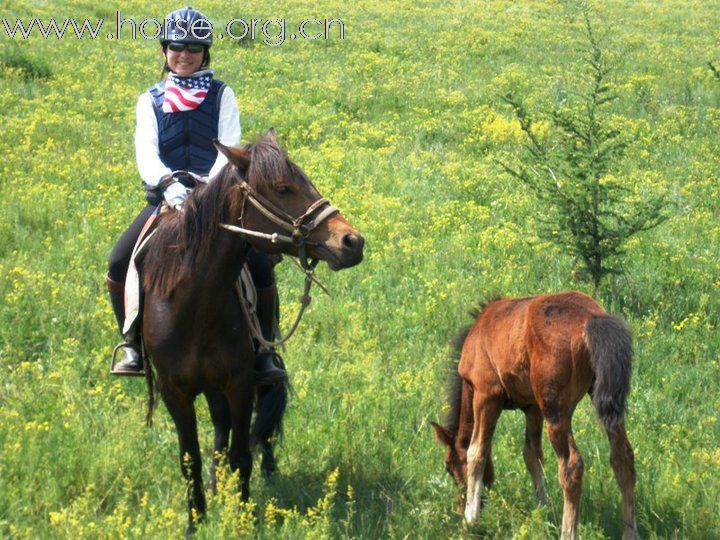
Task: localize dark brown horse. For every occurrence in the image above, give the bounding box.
[139,130,364,535]
[432,292,636,539]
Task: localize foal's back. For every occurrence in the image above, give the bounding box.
[458,291,606,407]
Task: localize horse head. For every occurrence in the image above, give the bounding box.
[431,421,468,513]
[214,129,364,271]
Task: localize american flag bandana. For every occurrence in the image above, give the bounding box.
[162,69,214,113]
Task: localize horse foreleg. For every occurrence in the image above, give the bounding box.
[162,388,206,536]
[606,423,637,540]
[483,452,494,490]
[523,406,547,503]
[224,381,255,501]
[464,396,502,524]
[254,381,288,479]
[205,389,232,493]
[546,419,583,540]
[256,383,276,477]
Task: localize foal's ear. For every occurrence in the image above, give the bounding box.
[213,139,250,172]
[430,421,455,448]
[264,127,278,145]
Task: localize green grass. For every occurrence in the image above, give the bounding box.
[1,0,719,538]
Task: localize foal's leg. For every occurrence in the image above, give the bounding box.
[546,418,583,540]
[464,396,502,524]
[161,387,206,535]
[523,406,547,502]
[224,380,255,500]
[205,389,231,493]
[606,423,637,540]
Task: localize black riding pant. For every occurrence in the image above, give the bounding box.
[108,204,157,283]
[107,204,275,288]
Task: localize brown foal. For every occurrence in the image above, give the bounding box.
[432,292,637,539]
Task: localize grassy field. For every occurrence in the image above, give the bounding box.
[1,0,719,538]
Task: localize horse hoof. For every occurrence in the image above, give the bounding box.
[464,505,479,524]
[262,465,278,480]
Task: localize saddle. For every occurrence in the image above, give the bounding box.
[121,204,263,340]
[122,208,158,335]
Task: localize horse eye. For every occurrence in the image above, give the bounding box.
[275,184,291,195]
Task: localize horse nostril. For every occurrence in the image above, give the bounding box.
[342,233,364,251]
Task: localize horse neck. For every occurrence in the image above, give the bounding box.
[182,229,251,305]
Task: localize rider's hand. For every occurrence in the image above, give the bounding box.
[163,180,188,210]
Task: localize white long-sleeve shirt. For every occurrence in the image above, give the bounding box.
[134,84,241,188]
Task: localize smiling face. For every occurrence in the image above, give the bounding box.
[163,44,205,76]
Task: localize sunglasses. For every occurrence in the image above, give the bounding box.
[167,42,205,54]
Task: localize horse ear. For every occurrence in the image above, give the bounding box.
[430,421,455,448]
[265,127,278,145]
[213,139,250,172]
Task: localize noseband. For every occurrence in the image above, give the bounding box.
[219,170,339,271]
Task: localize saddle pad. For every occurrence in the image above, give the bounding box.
[122,208,159,335]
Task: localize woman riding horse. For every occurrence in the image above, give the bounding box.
[106,6,285,383]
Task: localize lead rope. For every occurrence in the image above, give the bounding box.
[236,266,315,350]
[222,173,336,350]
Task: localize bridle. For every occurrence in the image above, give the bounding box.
[219,166,340,349]
[219,168,339,271]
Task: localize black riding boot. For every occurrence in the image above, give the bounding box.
[254,283,288,384]
[106,274,144,377]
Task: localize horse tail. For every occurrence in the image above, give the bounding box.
[144,351,156,427]
[584,314,632,431]
[251,380,288,447]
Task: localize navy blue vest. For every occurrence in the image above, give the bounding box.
[149,78,226,176]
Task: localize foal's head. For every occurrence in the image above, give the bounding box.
[431,422,468,510]
[215,129,364,270]
[431,335,473,512]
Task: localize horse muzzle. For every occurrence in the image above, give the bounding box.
[334,231,365,269]
[317,231,364,270]
[311,216,365,271]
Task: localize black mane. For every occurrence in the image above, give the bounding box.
[142,139,289,297]
[444,294,505,433]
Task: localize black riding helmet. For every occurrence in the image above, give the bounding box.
[161,6,213,47]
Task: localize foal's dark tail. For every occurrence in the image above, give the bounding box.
[584,315,633,431]
[251,380,288,447]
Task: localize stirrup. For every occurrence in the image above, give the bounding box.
[110,341,144,377]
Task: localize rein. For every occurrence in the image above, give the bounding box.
[220,168,339,350]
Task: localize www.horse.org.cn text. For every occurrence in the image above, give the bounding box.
[1,13,346,46]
